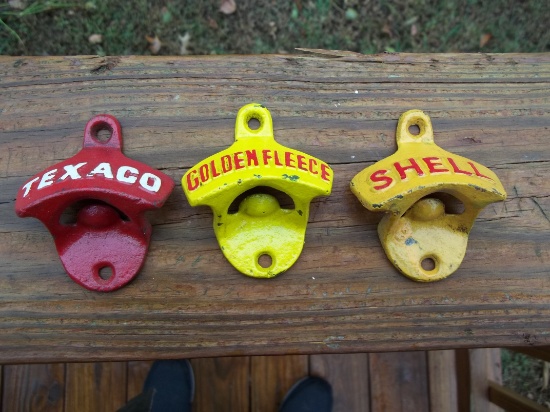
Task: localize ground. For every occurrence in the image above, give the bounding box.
[1,0,549,55]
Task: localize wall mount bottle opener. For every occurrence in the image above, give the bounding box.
[15,114,174,292]
[351,109,506,282]
[182,103,333,278]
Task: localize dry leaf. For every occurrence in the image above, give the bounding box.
[8,0,25,9]
[411,24,418,36]
[88,34,103,44]
[220,0,236,15]
[543,362,549,390]
[382,23,392,37]
[145,35,162,54]
[208,17,218,29]
[479,33,492,48]
[178,33,191,55]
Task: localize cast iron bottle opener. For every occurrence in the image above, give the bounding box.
[351,109,506,282]
[182,103,333,278]
[15,114,175,292]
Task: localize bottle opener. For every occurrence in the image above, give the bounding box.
[15,114,175,292]
[351,109,506,282]
[182,103,333,278]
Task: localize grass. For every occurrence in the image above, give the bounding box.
[1,0,549,55]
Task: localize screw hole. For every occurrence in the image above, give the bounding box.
[258,254,272,269]
[408,124,420,135]
[421,257,436,272]
[99,266,113,280]
[248,117,261,130]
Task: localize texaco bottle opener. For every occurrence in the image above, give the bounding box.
[351,109,506,282]
[182,103,333,278]
[15,115,174,292]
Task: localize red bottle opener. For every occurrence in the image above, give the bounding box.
[15,115,174,292]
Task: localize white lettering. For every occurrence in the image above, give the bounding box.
[139,173,161,192]
[116,166,138,184]
[37,169,57,190]
[59,162,87,181]
[22,176,40,197]
[87,162,113,179]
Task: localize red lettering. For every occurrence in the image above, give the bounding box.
[199,164,209,182]
[221,155,232,173]
[210,160,220,178]
[274,150,283,166]
[394,158,424,180]
[370,169,393,190]
[246,150,259,166]
[297,155,307,171]
[262,149,272,165]
[234,152,245,170]
[285,151,296,168]
[309,158,318,174]
[468,162,493,180]
[186,170,199,191]
[321,164,331,182]
[422,157,448,174]
[448,157,472,175]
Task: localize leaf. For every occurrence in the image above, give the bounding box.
[178,32,191,55]
[479,33,492,48]
[382,23,392,37]
[345,8,358,21]
[88,34,102,44]
[207,17,218,29]
[219,0,236,15]
[145,35,162,54]
[411,24,418,36]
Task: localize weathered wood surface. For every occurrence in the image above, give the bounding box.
[0,52,549,363]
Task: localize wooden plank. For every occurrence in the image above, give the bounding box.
[428,350,458,412]
[369,351,430,412]
[1,53,550,362]
[65,362,127,412]
[488,380,548,412]
[190,356,250,412]
[2,364,65,412]
[250,355,309,412]
[456,348,503,412]
[127,361,154,401]
[510,346,550,363]
[310,353,370,412]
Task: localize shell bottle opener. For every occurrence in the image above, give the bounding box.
[351,109,506,282]
[182,103,333,278]
[15,115,175,292]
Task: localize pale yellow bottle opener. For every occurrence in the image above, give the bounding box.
[351,110,506,282]
[182,103,333,278]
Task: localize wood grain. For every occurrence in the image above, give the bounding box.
[2,364,65,412]
[310,353,370,412]
[428,350,458,412]
[250,355,308,412]
[65,362,127,412]
[191,357,250,412]
[369,351,430,412]
[488,381,548,412]
[0,53,549,362]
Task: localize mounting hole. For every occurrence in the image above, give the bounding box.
[228,186,294,214]
[248,117,261,130]
[408,124,420,135]
[99,266,113,280]
[421,257,437,272]
[258,253,273,269]
[91,122,113,143]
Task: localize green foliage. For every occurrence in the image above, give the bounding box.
[0,0,549,55]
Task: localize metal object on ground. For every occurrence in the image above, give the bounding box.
[15,115,174,291]
[351,109,506,282]
[182,103,333,278]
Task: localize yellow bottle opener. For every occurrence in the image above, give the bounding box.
[351,109,506,282]
[182,103,333,278]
